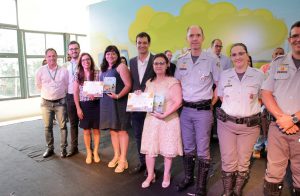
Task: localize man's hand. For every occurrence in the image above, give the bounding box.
[285,124,299,134]
[276,114,295,132]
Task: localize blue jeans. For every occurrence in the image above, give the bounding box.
[253,135,268,151]
[41,98,68,151]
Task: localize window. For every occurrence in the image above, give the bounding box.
[0,58,20,99]
[0,27,20,99]
[0,0,17,25]
[25,32,65,96]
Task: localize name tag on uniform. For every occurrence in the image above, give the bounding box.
[276,64,288,73]
[179,62,188,70]
[224,80,232,88]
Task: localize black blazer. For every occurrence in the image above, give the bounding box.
[129,54,154,92]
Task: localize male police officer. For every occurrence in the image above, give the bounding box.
[262,21,300,195]
[175,25,219,196]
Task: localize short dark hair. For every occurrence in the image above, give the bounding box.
[101,45,121,72]
[211,39,221,47]
[136,32,151,43]
[45,48,57,55]
[149,53,172,82]
[230,43,249,54]
[68,40,80,48]
[120,56,128,66]
[164,50,171,54]
[289,21,300,37]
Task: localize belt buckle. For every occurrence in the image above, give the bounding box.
[236,118,244,124]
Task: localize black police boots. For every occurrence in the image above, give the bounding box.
[194,158,210,196]
[263,180,283,196]
[176,155,195,191]
[221,171,236,196]
[233,171,249,196]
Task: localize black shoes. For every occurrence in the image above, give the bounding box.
[66,148,79,157]
[129,163,146,174]
[61,149,67,158]
[43,149,54,158]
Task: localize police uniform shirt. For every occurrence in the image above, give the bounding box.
[209,52,232,71]
[261,52,300,115]
[218,66,265,117]
[175,51,220,102]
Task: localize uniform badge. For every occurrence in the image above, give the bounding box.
[179,62,188,70]
[277,64,288,73]
[224,80,232,88]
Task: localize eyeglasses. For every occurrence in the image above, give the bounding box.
[153,62,166,66]
[231,52,246,57]
[82,58,91,62]
[290,34,300,39]
[69,48,79,51]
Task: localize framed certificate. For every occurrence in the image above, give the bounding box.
[83,81,104,97]
[126,92,154,112]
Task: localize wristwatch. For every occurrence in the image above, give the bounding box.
[291,114,299,124]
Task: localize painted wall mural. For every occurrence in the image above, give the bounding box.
[89,0,299,65]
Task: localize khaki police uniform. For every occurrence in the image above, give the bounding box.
[262,52,300,189]
[217,66,264,172]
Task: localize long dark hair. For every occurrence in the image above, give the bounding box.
[77,53,96,85]
[101,45,121,72]
[149,53,172,82]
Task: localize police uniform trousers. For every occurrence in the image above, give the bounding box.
[217,119,260,172]
[180,107,213,158]
[265,122,300,188]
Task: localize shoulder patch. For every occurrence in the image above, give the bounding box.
[178,50,190,59]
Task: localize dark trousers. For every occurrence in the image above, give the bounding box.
[131,112,146,165]
[66,93,79,150]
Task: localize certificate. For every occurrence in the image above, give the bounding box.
[83,81,104,97]
[126,92,154,112]
[103,77,116,93]
[153,94,165,113]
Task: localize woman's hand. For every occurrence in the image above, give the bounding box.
[134,90,142,95]
[87,94,95,100]
[107,92,119,99]
[150,111,166,119]
[77,108,84,120]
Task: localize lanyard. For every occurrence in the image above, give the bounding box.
[71,62,76,76]
[47,65,58,81]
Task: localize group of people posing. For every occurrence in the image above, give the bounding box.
[35,21,300,196]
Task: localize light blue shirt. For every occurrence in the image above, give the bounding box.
[175,51,220,102]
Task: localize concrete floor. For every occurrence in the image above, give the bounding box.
[0,119,293,196]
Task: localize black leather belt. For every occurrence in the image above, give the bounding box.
[43,98,63,103]
[183,99,211,110]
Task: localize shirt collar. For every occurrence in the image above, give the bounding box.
[138,52,150,64]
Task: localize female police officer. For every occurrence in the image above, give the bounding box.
[217,43,264,196]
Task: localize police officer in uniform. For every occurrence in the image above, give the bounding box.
[175,25,220,196]
[217,43,265,196]
[262,21,300,196]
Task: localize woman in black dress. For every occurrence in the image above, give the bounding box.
[99,45,132,173]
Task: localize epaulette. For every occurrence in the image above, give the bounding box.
[178,50,190,59]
